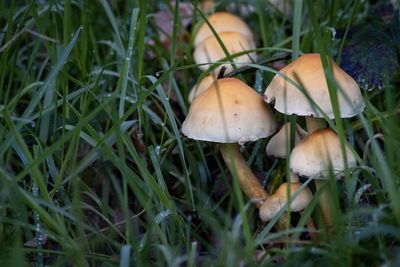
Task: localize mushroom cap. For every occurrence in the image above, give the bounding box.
[193,32,257,74]
[290,128,357,178]
[188,74,216,103]
[266,122,307,159]
[264,53,365,119]
[182,78,276,143]
[194,12,254,47]
[259,182,312,222]
[200,0,215,13]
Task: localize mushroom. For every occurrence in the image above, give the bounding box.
[290,128,357,226]
[193,32,257,75]
[194,12,254,47]
[266,122,307,159]
[264,53,365,133]
[182,77,277,207]
[188,74,216,103]
[259,182,315,233]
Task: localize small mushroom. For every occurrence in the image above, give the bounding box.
[193,12,254,47]
[266,122,307,159]
[193,32,257,75]
[259,182,315,233]
[290,128,357,226]
[182,78,277,207]
[188,74,216,103]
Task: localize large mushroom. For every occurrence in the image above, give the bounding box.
[264,53,365,133]
[182,77,277,207]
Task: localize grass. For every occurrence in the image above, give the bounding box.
[1,0,399,266]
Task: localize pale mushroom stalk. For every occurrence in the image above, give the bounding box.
[220,143,268,208]
[299,211,317,236]
[275,211,317,235]
[286,174,317,235]
[275,213,291,231]
[314,179,334,228]
[305,117,326,133]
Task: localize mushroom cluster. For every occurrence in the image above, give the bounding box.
[264,53,365,227]
[193,12,257,75]
[184,9,365,236]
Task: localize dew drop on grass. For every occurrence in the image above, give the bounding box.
[155,145,161,155]
[155,210,172,224]
[327,27,336,40]
[32,182,44,266]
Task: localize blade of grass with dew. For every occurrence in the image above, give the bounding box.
[99,0,125,57]
[135,1,147,135]
[148,75,195,209]
[118,8,139,118]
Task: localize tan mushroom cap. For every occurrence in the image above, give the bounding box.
[182,78,276,143]
[200,0,215,13]
[259,182,312,222]
[266,122,307,159]
[188,74,216,103]
[194,12,254,47]
[193,32,257,75]
[264,53,365,119]
[290,128,357,178]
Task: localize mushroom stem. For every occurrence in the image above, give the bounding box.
[299,211,317,238]
[315,180,334,228]
[305,117,326,133]
[220,143,268,208]
[304,117,333,228]
[275,213,292,231]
